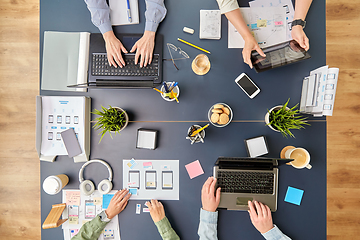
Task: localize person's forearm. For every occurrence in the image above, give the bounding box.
[198,209,218,240]
[72,216,108,240]
[225,9,253,42]
[84,0,112,34]
[154,217,180,240]
[144,0,167,32]
[293,0,313,20]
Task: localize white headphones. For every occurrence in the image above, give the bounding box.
[79,159,113,195]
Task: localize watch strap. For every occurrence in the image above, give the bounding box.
[99,210,111,222]
[291,19,306,29]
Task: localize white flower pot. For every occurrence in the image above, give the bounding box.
[109,107,129,132]
[265,105,290,132]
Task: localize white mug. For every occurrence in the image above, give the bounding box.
[285,147,312,169]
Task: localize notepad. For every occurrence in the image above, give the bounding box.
[41,31,89,92]
[109,0,139,26]
[199,10,221,40]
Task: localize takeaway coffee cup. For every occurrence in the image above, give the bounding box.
[192,54,211,75]
[285,147,312,169]
[43,174,69,195]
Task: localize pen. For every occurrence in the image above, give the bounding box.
[177,38,211,54]
[126,0,132,23]
[153,88,165,94]
[191,124,209,137]
[163,81,169,93]
[168,82,178,92]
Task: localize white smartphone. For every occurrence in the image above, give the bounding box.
[234,73,260,98]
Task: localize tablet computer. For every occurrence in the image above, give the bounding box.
[251,40,311,73]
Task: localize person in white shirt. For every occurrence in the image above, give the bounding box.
[198,177,291,240]
[215,0,313,69]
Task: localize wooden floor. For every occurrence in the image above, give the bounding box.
[0,0,359,239]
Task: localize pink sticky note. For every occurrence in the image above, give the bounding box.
[143,162,152,167]
[275,21,283,26]
[185,160,204,179]
[66,191,81,206]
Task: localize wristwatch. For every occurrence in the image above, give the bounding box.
[98,210,111,222]
[291,19,306,29]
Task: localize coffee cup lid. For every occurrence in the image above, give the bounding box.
[43,176,61,195]
[192,59,211,75]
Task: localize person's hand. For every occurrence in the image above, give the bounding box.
[242,36,266,69]
[291,25,309,51]
[248,200,274,234]
[146,199,165,223]
[201,177,221,212]
[130,30,155,68]
[103,31,128,68]
[105,189,131,219]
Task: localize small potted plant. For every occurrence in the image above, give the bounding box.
[265,99,309,138]
[92,105,129,143]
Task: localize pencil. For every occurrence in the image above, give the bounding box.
[153,88,165,94]
[177,38,211,54]
[170,90,179,103]
[191,124,209,137]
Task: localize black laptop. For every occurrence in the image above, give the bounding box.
[88,33,163,88]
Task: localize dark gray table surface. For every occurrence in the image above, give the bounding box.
[40,0,326,239]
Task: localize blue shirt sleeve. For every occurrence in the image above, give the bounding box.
[198,208,218,240]
[262,225,292,240]
[145,0,167,32]
[84,0,113,34]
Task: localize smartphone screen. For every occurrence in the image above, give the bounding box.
[128,171,140,189]
[236,75,259,96]
[162,171,173,189]
[146,170,156,189]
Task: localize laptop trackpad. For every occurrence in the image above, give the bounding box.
[236,197,253,206]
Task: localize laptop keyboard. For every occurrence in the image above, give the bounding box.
[217,171,274,194]
[92,53,159,77]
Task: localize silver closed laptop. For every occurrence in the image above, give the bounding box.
[213,157,285,212]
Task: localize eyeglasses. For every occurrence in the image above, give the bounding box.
[166,43,190,70]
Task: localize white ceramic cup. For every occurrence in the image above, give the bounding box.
[285,148,312,169]
[43,174,69,195]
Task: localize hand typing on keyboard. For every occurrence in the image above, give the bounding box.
[103,31,128,68]
[248,200,274,234]
[130,31,156,68]
[201,177,221,212]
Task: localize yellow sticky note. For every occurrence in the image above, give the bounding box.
[257,19,267,28]
[69,216,79,225]
[94,197,102,205]
[251,31,255,38]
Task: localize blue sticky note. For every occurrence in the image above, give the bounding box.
[251,23,258,29]
[102,194,114,209]
[129,188,137,195]
[284,186,304,205]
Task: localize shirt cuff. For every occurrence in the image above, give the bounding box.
[145,21,159,32]
[218,0,240,14]
[154,216,172,235]
[262,225,284,239]
[200,208,218,224]
[98,21,113,35]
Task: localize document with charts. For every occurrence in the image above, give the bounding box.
[228,7,286,48]
[249,0,295,40]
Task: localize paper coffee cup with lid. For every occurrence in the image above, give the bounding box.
[43,174,69,195]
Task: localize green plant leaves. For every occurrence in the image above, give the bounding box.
[267,99,310,138]
[92,105,127,143]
